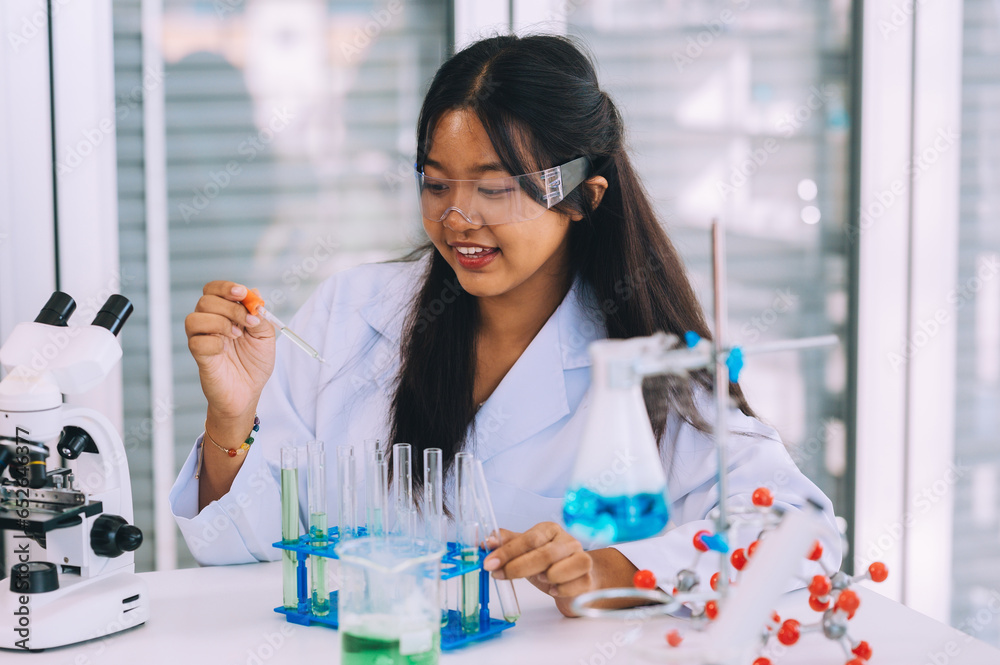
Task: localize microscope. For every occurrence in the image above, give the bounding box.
[0,292,149,650]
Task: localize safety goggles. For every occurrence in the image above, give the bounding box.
[415,156,590,226]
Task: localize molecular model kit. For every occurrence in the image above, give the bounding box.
[626,486,888,665]
[565,222,887,665]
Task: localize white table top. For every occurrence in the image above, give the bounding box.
[5,561,999,664]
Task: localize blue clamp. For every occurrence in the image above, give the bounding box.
[699,532,729,554]
[684,331,701,349]
[726,347,744,383]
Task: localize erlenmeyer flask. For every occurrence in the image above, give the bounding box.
[563,337,670,545]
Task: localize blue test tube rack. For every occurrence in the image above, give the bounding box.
[272,528,516,650]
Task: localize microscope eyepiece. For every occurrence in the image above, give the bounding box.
[34,291,76,327]
[91,295,133,336]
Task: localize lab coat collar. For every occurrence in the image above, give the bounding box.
[358,257,605,372]
[472,275,603,458]
[357,257,427,345]
[358,260,606,457]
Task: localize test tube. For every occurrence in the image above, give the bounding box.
[307,440,330,616]
[280,446,300,611]
[424,448,445,546]
[455,451,480,634]
[364,438,388,537]
[338,445,356,541]
[393,443,414,538]
[424,448,448,628]
[473,460,521,622]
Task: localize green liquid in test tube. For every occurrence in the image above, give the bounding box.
[308,440,330,616]
[456,452,480,635]
[280,446,300,611]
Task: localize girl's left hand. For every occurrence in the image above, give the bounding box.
[482,522,595,616]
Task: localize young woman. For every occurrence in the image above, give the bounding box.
[170,35,840,616]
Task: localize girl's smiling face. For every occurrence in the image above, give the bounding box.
[421,109,577,301]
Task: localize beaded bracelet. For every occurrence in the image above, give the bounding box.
[205,415,260,458]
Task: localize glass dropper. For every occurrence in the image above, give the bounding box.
[240,288,326,363]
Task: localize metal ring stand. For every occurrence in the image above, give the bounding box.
[569,587,684,618]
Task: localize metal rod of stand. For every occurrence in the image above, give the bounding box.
[711,220,731,598]
[739,334,840,357]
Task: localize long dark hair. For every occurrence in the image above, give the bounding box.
[388,35,754,495]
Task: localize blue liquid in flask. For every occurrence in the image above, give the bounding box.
[563,487,669,544]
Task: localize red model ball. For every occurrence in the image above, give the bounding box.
[836,589,861,614]
[809,594,831,612]
[868,562,888,583]
[852,640,873,660]
[777,619,800,646]
[752,487,774,507]
[633,569,657,590]
[809,574,832,597]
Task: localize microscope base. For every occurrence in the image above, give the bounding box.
[0,569,149,650]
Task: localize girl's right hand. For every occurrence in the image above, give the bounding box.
[184,282,276,420]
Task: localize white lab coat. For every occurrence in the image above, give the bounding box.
[170,256,842,583]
